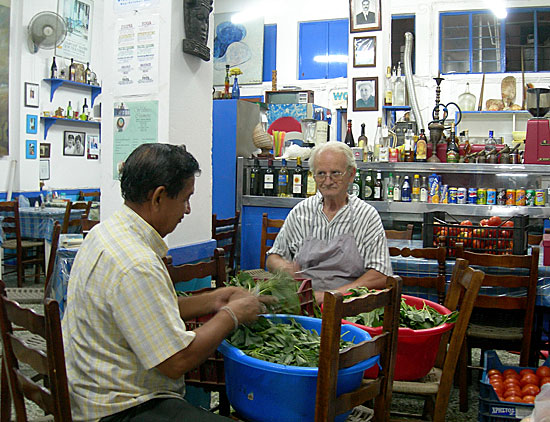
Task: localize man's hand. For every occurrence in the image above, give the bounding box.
[314,290,325,305]
[210,286,254,312]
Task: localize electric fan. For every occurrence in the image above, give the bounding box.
[27,11,67,54]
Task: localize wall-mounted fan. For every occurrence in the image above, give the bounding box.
[27,11,67,54]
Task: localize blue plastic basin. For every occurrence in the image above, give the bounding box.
[218,314,378,422]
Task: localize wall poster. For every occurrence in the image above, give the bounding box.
[113,100,158,179]
[0,2,9,156]
[57,0,93,64]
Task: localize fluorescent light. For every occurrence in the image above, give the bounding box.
[485,0,507,19]
[496,173,528,177]
[314,55,348,64]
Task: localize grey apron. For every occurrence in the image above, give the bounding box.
[294,202,365,291]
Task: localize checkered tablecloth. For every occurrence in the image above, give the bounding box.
[17,207,83,241]
[51,246,78,317]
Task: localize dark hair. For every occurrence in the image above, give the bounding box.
[120,143,200,203]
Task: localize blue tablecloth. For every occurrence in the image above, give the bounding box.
[51,245,79,317]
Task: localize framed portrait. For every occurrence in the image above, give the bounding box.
[26,139,37,159]
[24,82,39,108]
[87,134,100,159]
[63,131,86,156]
[40,143,51,158]
[352,77,379,112]
[353,36,376,67]
[26,114,38,134]
[39,159,50,180]
[349,0,382,33]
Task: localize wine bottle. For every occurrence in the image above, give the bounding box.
[250,158,262,195]
[66,101,73,119]
[277,159,290,197]
[69,58,76,81]
[348,169,362,198]
[85,62,91,84]
[306,169,317,197]
[384,66,393,106]
[357,123,368,148]
[50,56,58,79]
[373,172,382,201]
[293,157,305,198]
[446,122,459,163]
[263,159,275,196]
[344,120,355,147]
[224,65,230,99]
[82,98,89,120]
[363,171,374,200]
[415,129,428,162]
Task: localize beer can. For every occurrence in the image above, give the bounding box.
[448,187,458,204]
[506,189,516,206]
[487,188,497,205]
[535,189,546,206]
[515,188,526,206]
[497,188,507,205]
[477,188,487,205]
[468,188,477,204]
[441,185,449,204]
[457,187,467,204]
[526,189,535,206]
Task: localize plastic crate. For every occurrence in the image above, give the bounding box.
[422,211,529,257]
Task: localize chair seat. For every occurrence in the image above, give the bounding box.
[5,287,45,304]
[467,322,523,341]
[242,269,272,279]
[2,238,44,249]
[392,367,442,395]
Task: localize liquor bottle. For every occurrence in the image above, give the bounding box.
[446,122,459,163]
[66,101,73,119]
[50,56,58,79]
[85,62,92,84]
[393,63,406,106]
[373,117,383,162]
[415,129,428,162]
[485,130,497,154]
[250,158,262,195]
[263,159,276,196]
[363,171,374,200]
[348,169,362,198]
[393,175,402,202]
[420,176,429,202]
[344,120,355,147]
[404,123,414,162]
[224,64,230,99]
[387,172,394,202]
[69,58,76,81]
[401,176,412,202]
[82,98,89,119]
[373,172,382,201]
[379,121,389,162]
[306,167,317,197]
[292,157,305,198]
[384,66,393,106]
[412,174,420,202]
[357,123,368,149]
[277,159,290,197]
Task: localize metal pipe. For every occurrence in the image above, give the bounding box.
[404,32,424,132]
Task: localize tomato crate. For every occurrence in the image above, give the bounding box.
[422,211,529,257]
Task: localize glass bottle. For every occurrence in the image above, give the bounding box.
[293,157,305,198]
[446,122,459,163]
[232,75,240,99]
[404,123,414,162]
[363,171,374,200]
[85,62,92,84]
[82,98,88,120]
[50,56,58,79]
[393,62,406,106]
[344,119,355,147]
[412,174,420,202]
[306,168,317,197]
[384,66,393,106]
[401,176,412,202]
[420,176,429,202]
[277,159,290,197]
[393,175,402,202]
[357,123,368,148]
[373,117,383,162]
[69,58,76,81]
[66,101,73,119]
[373,172,382,201]
[224,64,230,99]
[457,82,476,111]
[379,121,389,162]
[415,129,428,162]
[348,169,362,198]
[485,130,497,154]
[263,159,275,196]
[387,172,394,202]
[250,158,262,195]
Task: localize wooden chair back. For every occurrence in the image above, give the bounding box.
[80,212,100,237]
[165,248,227,289]
[61,200,92,234]
[388,245,447,304]
[528,234,542,245]
[0,280,73,422]
[44,221,62,300]
[385,224,414,240]
[212,211,240,275]
[315,276,402,422]
[260,213,284,269]
[79,190,100,201]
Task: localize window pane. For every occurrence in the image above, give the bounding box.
[472,13,501,72]
[505,11,534,71]
[537,11,550,71]
[441,14,470,73]
[391,16,415,74]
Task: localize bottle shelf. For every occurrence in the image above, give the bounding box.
[40,116,100,140]
[43,78,102,107]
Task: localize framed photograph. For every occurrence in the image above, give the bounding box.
[353,36,376,67]
[26,114,38,134]
[25,139,37,159]
[352,77,379,111]
[39,159,50,180]
[63,131,86,156]
[40,143,51,158]
[87,134,100,159]
[24,82,39,108]
[350,0,382,33]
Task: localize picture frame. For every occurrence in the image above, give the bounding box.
[87,134,100,160]
[352,77,379,111]
[24,82,39,108]
[25,139,37,159]
[26,114,38,134]
[63,130,86,156]
[349,0,382,33]
[353,36,376,67]
[39,159,50,180]
[40,142,51,158]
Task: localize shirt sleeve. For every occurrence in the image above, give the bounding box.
[355,203,393,276]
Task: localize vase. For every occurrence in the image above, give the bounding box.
[232,76,240,99]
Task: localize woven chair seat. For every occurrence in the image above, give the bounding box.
[467,322,523,341]
[2,238,44,249]
[392,367,442,395]
[242,269,272,279]
[5,287,44,304]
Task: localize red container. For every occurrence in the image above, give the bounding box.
[344,295,454,381]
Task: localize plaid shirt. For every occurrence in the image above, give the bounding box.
[62,205,196,422]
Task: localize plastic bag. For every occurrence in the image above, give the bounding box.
[531,383,550,421]
[18,195,30,207]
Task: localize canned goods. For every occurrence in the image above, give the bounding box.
[536,189,546,206]
[515,188,526,206]
[441,185,449,204]
[506,189,516,206]
[457,187,467,204]
[487,188,497,205]
[477,188,487,205]
[526,189,535,206]
[497,188,507,205]
[468,188,477,204]
[448,187,458,204]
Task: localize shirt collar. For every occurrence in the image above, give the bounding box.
[120,204,169,259]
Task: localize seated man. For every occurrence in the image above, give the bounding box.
[62,143,270,422]
[266,142,392,304]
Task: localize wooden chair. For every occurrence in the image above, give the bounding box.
[0,200,45,287]
[389,245,447,304]
[212,211,240,276]
[44,221,62,300]
[315,276,402,422]
[80,212,100,238]
[456,243,539,411]
[79,190,100,202]
[243,213,284,279]
[163,247,230,416]
[0,280,73,422]
[390,258,484,422]
[528,233,542,245]
[61,200,92,234]
[385,224,414,240]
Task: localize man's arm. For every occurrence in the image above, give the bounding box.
[266,253,301,277]
[314,268,386,304]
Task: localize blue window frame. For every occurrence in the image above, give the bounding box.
[392,15,416,74]
[440,8,550,74]
[298,19,348,80]
[263,24,277,82]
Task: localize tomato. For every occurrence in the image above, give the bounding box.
[503,369,519,378]
[523,395,536,404]
[521,384,540,396]
[480,219,490,226]
[536,366,550,378]
[460,220,473,226]
[488,368,502,377]
[541,376,550,386]
[520,373,539,387]
[492,383,504,395]
[502,220,514,228]
[506,395,523,403]
[520,368,535,376]
[503,387,521,398]
[488,216,502,226]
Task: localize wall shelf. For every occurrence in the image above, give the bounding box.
[40,116,100,140]
[43,78,102,107]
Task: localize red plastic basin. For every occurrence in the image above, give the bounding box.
[344,294,455,381]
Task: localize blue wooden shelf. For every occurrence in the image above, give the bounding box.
[43,78,102,107]
[40,116,100,140]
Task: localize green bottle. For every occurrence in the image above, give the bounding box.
[277,159,290,197]
[348,169,362,198]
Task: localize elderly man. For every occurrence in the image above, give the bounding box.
[266,142,392,304]
[356,0,376,24]
[63,143,270,422]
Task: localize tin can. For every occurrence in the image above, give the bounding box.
[487,188,497,205]
[515,188,526,206]
[448,187,458,204]
[457,187,467,204]
[536,189,545,206]
[477,188,487,205]
[497,188,507,205]
[506,189,516,206]
[441,185,449,204]
[468,188,477,204]
[526,189,535,206]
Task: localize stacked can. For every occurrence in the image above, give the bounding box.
[487,188,497,205]
[477,188,487,205]
[448,187,458,204]
[515,188,526,206]
[468,188,477,204]
[457,187,467,204]
[526,189,535,206]
[536,189,545,206]
[497,189,507,205]
[441,185,449,204]
[506,189,516,206]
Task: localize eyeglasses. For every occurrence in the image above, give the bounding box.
[313,170,348,182]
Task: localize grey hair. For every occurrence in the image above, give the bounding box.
[308,142,357,174]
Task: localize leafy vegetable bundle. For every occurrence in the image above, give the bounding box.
[228,316,354,367]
